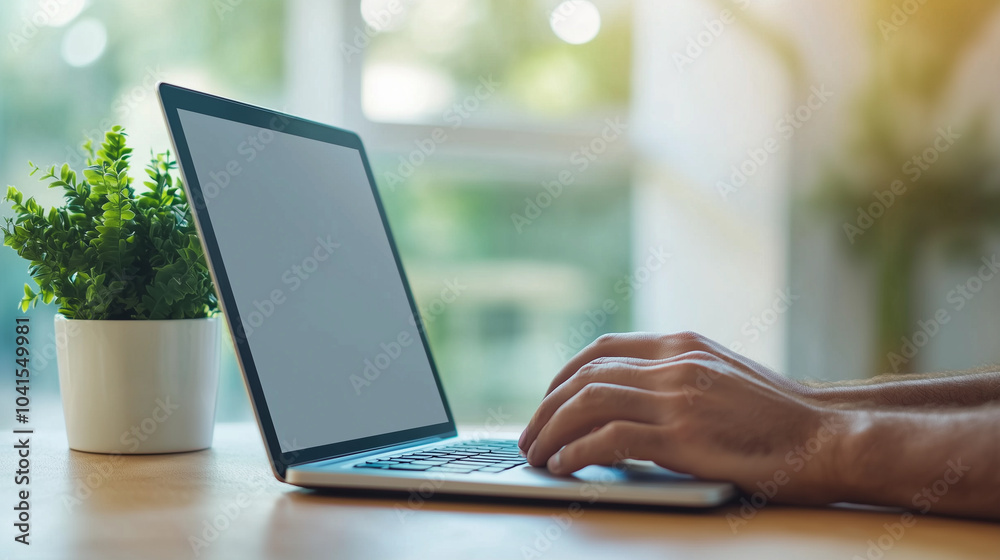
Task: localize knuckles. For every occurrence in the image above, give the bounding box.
[576,382,614,405]
[664,414,695,441]
[574,363,601,381]
[651,356,725,390]
[582,356,615,370]
[602,420,631,441]
[593,333,622,347]
[571,382,639,412]
[576,358,642,387]
[662,330,710,353]
[676,349,717,363]
[593,332,626,349]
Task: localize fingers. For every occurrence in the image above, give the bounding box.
[546,420,676,476]
[545,331,788,398]
[526,383,666,467]
[520,357,679,451]
[545,332,712,396]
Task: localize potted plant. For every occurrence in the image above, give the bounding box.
[2,127,221,454]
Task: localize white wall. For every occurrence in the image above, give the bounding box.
[630,0,796,371]
[630,0,1000,380]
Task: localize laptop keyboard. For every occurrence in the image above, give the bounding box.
[353,439,527,474]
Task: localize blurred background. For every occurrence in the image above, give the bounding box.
[2,0,999,429]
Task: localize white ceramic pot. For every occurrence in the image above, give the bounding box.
[54,315,221,454]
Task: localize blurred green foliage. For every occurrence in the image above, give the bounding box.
[364,0,632,121]
[818,0,1000,372]
[0,0,633,423]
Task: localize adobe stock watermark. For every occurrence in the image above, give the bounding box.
[682,286,799,399]
[727,288,799,355]
[554,247,669,361]
[548,0,588,24]
[30,274,133,371]
[854,458,969,560]
[59,66,169,170]
[186,113,293,211]
[680,366,720,405]
[683,307,810,400]
[726,416,845,533]
[188,437,301,556]
[518,449,631,558]
[843,126,961,244]
[511,116,628,233]
[234,234,343,343]
[886,252,999,373]
[33,316,82,371]
[189,477,268,555]
[350,277,467,395]
[672,0,752,72]
[7,0,81,53]
[61,396,179,512]
[716,84,834,200]
[214,0,252,21]
[381,75,499,192]
[393,406,513,523]
[341,0,415,62]
[878,0,929,41]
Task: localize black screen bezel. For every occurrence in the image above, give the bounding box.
[158,83,457,479]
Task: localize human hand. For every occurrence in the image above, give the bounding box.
[537,332,818,402]
[518,332,854,504]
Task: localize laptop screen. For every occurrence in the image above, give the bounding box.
[175,107,450,453]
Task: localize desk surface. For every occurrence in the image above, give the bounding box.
[11,423,999,560]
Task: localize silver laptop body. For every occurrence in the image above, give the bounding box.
[158,83,735,508]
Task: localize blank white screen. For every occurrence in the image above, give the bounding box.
[177,109,449,452]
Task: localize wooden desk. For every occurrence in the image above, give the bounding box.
[13,423,999,559]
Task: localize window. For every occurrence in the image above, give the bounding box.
[350,0,635,422]
[0,0,633,428]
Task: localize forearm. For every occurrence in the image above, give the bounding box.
[804,371,1000,408]
[833,405,1000,520]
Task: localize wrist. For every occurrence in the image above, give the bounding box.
[826,408,879,504]
[797,383,831,401]
[783,406,866,505]
[803,384,886,408]
[795,383,849,408]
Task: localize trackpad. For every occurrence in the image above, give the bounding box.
[516,460,698,486]
[572,460,697,484]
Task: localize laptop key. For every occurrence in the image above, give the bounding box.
[428,466,478,473]
[374,440,525,470]
[386,464,432,471]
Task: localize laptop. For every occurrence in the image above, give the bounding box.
[157,83,735,508]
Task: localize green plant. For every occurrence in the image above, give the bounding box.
[2,127,218,320]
